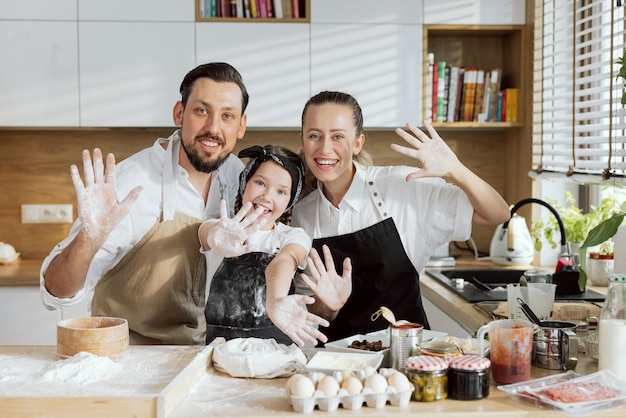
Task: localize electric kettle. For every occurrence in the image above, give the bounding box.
[490,198,567,266]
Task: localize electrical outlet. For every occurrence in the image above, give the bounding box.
[21,204,73,224]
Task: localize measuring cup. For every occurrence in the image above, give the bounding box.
[478,319,536,384]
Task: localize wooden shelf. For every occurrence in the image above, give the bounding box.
[195,0,310,23]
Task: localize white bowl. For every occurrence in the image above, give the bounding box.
[0,242,19,262]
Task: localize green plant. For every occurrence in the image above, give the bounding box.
[530,190,626,251]
[578,212,625,291]
[617,50,626,105]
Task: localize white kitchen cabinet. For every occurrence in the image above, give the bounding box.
[0,0,76,20]
[422,295,470,337]
[195,22,310,128]
[0,21,79,127]
[78,21,195,127]
[310,23,422,127]
[311,0,423,24]
[78,0,194,22]
[0,287,92,345]
[424,0,525,25]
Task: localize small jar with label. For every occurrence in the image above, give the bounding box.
[448,354,491,400]
[405,355,448,402]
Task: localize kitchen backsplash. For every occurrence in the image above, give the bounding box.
[0,128,503,261]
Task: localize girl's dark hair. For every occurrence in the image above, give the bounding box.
[179,62,249,113]
[235,145,303,225]
[300,91,372,193]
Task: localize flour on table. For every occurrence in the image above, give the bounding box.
[41,352,122,384]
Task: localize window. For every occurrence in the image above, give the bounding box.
[532,0,626,185]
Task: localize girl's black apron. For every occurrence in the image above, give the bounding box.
[311,171,430,342]
[204,251,293,345]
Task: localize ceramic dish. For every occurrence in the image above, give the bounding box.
[306,351,384,373]
[431,335,486,356]
[325,329,447,353]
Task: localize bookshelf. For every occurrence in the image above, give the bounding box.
[423,25,525,129]
[196,0,310,22]
[422,24,534,241]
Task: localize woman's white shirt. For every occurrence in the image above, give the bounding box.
[291,163,473,273]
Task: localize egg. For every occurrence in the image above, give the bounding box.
[387,371,411,392]
[341,376,363,395]
[364,373,388,393]
[316,375,340,396]
[363,366,377,377]
[288,374,315,397]
[340,369,355,381]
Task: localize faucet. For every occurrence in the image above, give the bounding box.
[500,198,571,263]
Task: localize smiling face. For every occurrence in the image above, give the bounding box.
[301,102,364,198]
[242,161,292,230]
[173,78,247,173]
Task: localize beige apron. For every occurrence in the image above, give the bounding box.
[91,212,206,345]
[92,137,207,345]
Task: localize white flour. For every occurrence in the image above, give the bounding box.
[40,352,122,384]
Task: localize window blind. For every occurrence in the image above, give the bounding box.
[533,0,626,184]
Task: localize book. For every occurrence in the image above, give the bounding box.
[505,88,518,122]
[498,90,505,122]
[453,68,465,122]
[472,69,484,122]
[257,0,268,17]
[488,68,501,122]
[436,61,446,122]
[250,0,258,17]
[282,0,292,17]
[266,0,274,17]
[432,61,438,122]
[462,69,477,122]
[273,0,283,18]
[446,66,460,123]
[425,53,434,122]
[292,0,299,18]
[235,0,244,17]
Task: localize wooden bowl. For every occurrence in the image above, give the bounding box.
[57,317,129,359]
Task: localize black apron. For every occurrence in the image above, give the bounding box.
[311,171,430,343]
[204,251,293,345]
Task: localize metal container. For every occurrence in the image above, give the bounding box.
[532,320,578,370]
[389,321,423,372]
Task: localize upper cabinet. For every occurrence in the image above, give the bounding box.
[0,21,79,127]
[424,0,525,25]
[0,0,76,20]
[0,0,528,128]
[195,22,310,127]
[79,0,195,22]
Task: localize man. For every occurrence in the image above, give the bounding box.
[40,63,248,345]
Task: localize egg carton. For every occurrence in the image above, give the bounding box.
[286,367,414,413]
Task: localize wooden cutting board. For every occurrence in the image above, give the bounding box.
[0,344,214,418]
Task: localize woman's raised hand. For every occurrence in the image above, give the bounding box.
[204,199,266,258]
[391,120,463,182]
[300,245,352,313]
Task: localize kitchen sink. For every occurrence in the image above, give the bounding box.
[424,268,606,303]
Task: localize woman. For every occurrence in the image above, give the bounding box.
[199,145,328,347]
[292,91,510,342]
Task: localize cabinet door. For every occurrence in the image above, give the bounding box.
[0,21,79,127]
[79,22,195,127]
[311,23,421,128]
[311,0,422,24]
[424,0,525,25]
[0,0,76,20]
[78,0,194,22]
[196,22,310,128]
[0,287,61,345]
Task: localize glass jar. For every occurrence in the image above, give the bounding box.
[405,355,448,402]
[448,354,491,400]
[598,274,626,380]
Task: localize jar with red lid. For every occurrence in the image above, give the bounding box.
[405,355,448,402]
[447,354,491,400]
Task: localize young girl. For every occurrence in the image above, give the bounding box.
[199,145,329,347]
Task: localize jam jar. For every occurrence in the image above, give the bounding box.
[447,354,491,400]
[405,355,448,402]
